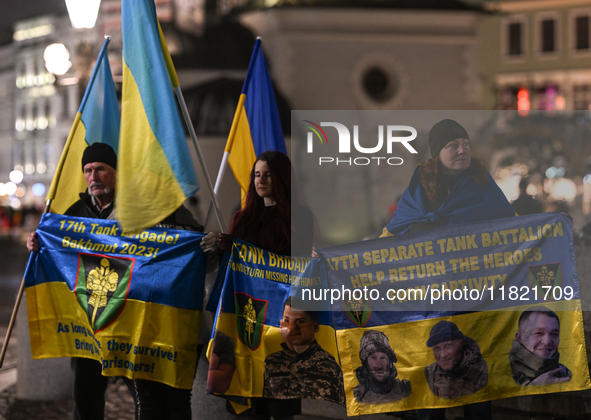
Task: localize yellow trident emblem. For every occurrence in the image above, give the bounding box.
[536,265,556,288]
[244,298,257,346]
[87,258,119,328]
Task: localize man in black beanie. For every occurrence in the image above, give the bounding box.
[26,142,211,420]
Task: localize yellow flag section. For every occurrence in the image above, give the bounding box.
[211,314,339,398]
[118,0,198,233]
[48,39,119,214]
[338,300,589,416]
[28,282,200,388]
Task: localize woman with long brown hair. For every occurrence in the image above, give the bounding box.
[217,150,314,419]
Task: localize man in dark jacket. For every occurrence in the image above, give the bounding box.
[26,143,212,420]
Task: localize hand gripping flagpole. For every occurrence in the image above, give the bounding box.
[0,38,112,368]
[157,23,226,233]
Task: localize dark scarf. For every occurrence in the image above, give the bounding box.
[508,340,565,385]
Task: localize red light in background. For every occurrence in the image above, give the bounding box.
[517,87,530,116]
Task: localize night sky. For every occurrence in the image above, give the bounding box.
[0,0,68,44]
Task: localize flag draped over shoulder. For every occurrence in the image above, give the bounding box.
[118,0,198,232]
[226,38,287,197]
[48,39,119,215]
[25,213,206,389]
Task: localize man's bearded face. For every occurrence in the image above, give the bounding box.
[517,313,560,359]
[367,351,390,382]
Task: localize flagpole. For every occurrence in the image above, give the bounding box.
[174,86,226,233]
[157,22,226,232]
[0,37,112,368]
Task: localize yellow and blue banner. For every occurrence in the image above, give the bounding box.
[25,213,206,389]
[118,0,198,233]
[48,38,119,214]
[226,38,287,198]
[207,238,344,406]
[300,213,589,415]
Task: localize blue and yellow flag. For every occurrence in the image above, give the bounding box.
[25,213,206,388]
[48,38,119,215]
[207,239,344,406]
[303,213,590,415]
[226,38,287,198]
[119,0,198,232]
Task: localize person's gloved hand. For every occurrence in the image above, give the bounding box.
[217,233,233,251]
[200,232,217,253]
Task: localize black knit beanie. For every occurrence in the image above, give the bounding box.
[428,119,469,159]
[81,143,117,171]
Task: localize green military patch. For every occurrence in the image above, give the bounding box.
[76,253,134,332]
[342,297,371,327]
[528,263,562,301]
[235,293,267,350]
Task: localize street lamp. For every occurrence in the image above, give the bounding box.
[43,43,72,76]
[65,0,102,29]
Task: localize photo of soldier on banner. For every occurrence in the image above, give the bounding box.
[207,238,345,406]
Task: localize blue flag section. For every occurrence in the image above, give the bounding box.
[207,238,345,407]
[24,213,206,389]
[290,213,589,415]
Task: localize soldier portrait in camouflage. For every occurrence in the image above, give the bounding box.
[353,330,411,404]
[509,307,571,386]
[263,297,345,405]
[424,321,488,399]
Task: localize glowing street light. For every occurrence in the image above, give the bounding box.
[44,44,72,76]
[65,0,102,29]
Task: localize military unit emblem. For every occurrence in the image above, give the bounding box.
[75,253,134,331]
[342,297,371,327]
[528,263,562,301]
[235,293,267,350]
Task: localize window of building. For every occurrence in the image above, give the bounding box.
[573,84,591,109]
[502,16,528,60]
[535,12,560,57]
[571,9,591,54]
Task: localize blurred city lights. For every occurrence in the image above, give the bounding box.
[32,183,46,197]
[43,44,72,76]
[0,183,5,196]
[550,178,577,202]
[5,182,17,196]
[16,187,25,198]
[66,0,102,29]
[9,170,23,184]
[545,167,557,178]
[517,87,530,116]
[10,198,21,210]
[584,174,591,185]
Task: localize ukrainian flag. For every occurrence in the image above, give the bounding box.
[119,0,198,232]
[47,38,119,215]
[226,38,287,199]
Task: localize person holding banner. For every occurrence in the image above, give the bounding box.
[380,119,515,420]
[381,119,515,237]
[218,150,314,418]
[27,143,214,420]
[509,307,571,386]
